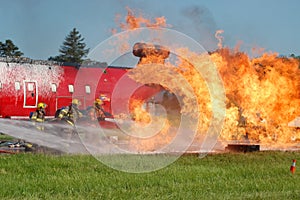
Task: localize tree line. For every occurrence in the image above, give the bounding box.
[1,28,300,64]
[0,28,89,64]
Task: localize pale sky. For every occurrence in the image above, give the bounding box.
[0,0,299,60]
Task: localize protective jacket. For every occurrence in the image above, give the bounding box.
[57,104,83,126]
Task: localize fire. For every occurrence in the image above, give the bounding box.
[110,7,170,58]
[211,48,300,144]
[112,8,300,151]
[120,7,168,30]
[112,7,169,34]
[129,99,151,123]
[129,118,173,152]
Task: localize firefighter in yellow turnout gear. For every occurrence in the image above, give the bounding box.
[56,99,83,139]
[88,98,106,122]
[30,102,46,131]
[57,99,83,126]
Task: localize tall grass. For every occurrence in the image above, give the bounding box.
[0,151,299,200]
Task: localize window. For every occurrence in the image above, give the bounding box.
[51,83,57,92]
[68,84,74,93]
[85,85,91,94]
[15,81,20,90]
[27,83,34,91]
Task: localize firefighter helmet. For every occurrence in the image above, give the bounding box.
[37,102,46,109]
[72,99,81,105]
[94,98,103,105]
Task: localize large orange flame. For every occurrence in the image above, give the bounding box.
[212,48,300,144]
[112,8,300,151]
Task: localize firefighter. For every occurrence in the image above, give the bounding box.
[88,98,106,122]
[57,99,83,126]
[30,102,46,131]
[30,102,46,122]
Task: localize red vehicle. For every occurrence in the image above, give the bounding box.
[0,58,160,119]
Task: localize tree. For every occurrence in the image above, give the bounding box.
[0,39,23,57]
[290,53,300,59]
[49,28,89,64]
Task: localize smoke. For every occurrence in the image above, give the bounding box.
[181,5,219,52]
[112,4,220,52]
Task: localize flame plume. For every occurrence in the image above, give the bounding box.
[211,49,300,144]
[112,8,300,151]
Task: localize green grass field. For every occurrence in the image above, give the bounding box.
[0,133,15,141]
[0,151,299,200]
